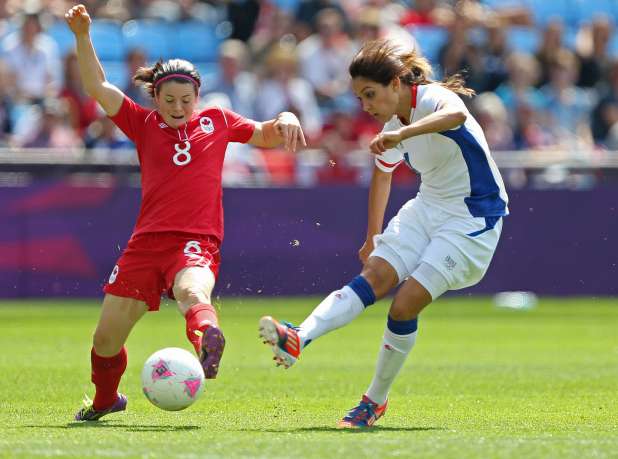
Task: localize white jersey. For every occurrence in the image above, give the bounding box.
[375,83,509,218]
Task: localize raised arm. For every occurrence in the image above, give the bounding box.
[369,101,467,155]
[65,4,124,116]
[359,165,392,264]
[247,112,307,153]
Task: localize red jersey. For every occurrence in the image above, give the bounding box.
[110,96,255,241]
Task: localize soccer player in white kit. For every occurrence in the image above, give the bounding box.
[259,39,509,428]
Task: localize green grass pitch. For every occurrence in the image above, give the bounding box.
[0,297,617,458]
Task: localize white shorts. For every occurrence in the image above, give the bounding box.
[371,197,503,299]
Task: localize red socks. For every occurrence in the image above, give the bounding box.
[91,346,127,411]
[185,304,218,355]
[88,305,218,411]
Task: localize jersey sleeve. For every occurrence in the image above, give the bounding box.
[416,84,468,122]
[218,107,256,143]
[374,147,404,173]
[374,121,404,173]
[108,96,149,143]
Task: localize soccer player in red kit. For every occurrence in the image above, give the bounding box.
[66,4,306,421]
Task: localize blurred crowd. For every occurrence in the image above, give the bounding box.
[0,0,617,186]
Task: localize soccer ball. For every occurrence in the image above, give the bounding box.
[141,347,205,411]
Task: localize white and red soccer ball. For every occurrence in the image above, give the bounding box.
[141,347,205,411]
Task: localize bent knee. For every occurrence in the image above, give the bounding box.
[173,284,210,306]
[93,330,122,356]
[361,260,399,298]
[388,302,417,321]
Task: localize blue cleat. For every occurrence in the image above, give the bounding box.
[338,395,388,428]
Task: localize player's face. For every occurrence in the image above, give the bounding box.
[155,81,198,128]
[352,77,399,123]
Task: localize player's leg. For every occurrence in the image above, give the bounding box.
[166,235,224,378]
[340,215,504,428]
[75,294,148,421]
[259,255,399,368]
[259,198,431,368]
[339,263,447,428]
[298,255,399,343]
[173,265,224,378]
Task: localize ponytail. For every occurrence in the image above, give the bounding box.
[350,39,475,97]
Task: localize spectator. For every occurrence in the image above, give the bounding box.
[250,8,297,65]
[59,51,99,136]
[471,92,513,150]
[0,60,14,146]
[295,0,348,41]
[85,115,133,152]
[540,49,594,147]
[226,0,260,41]
[353,6,417,51]
[123,48,152,107]
[576,16,613,88]
[455,0,531,28]
[400,0,454,28]
[254,43,322,140]
[0,0,12,38]
[297,8,357,114]
[512,102,555,149]
[536,19,566,87]
[139,0,215,22]
[204,39,257,119]
[438,19,485,91]
[1,12,61,104]
[477,22,510,92]
[591,58,618,147]
[495,52,545,117]
[19,98,82,148]
[95,0,132,22]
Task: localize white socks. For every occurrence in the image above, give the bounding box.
[365,327,417,405]
[298,286,365,345]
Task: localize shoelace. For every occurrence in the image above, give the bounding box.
[76,395,97,420]
[79,394,95,413]
[282,321,299,330]
[347,401,376,424]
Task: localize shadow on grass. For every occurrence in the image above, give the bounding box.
[23,423,201,432]
[239,426,445,433]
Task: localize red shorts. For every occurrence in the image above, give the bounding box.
[103,232,221,311]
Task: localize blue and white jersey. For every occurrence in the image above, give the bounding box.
[375,83,509,219]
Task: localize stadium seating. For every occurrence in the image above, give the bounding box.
[171,21,221,63]
[90,20,125,61]
[122,20,173,61]
[524,0,577,26]
[194,61,219,89]
[408,25,449,64]
[273,0,301,14]
[46,20,75,56]
[506,26,540,54]
[610,34,618,58]
[100,60,128,89]
[570,0,617,25]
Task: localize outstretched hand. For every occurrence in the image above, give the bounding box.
[369,129,403,155]
[274,112,307,153]
[65,4,91,36]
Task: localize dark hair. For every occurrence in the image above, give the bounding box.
[133,59,201,98]
[349,39,475,97]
